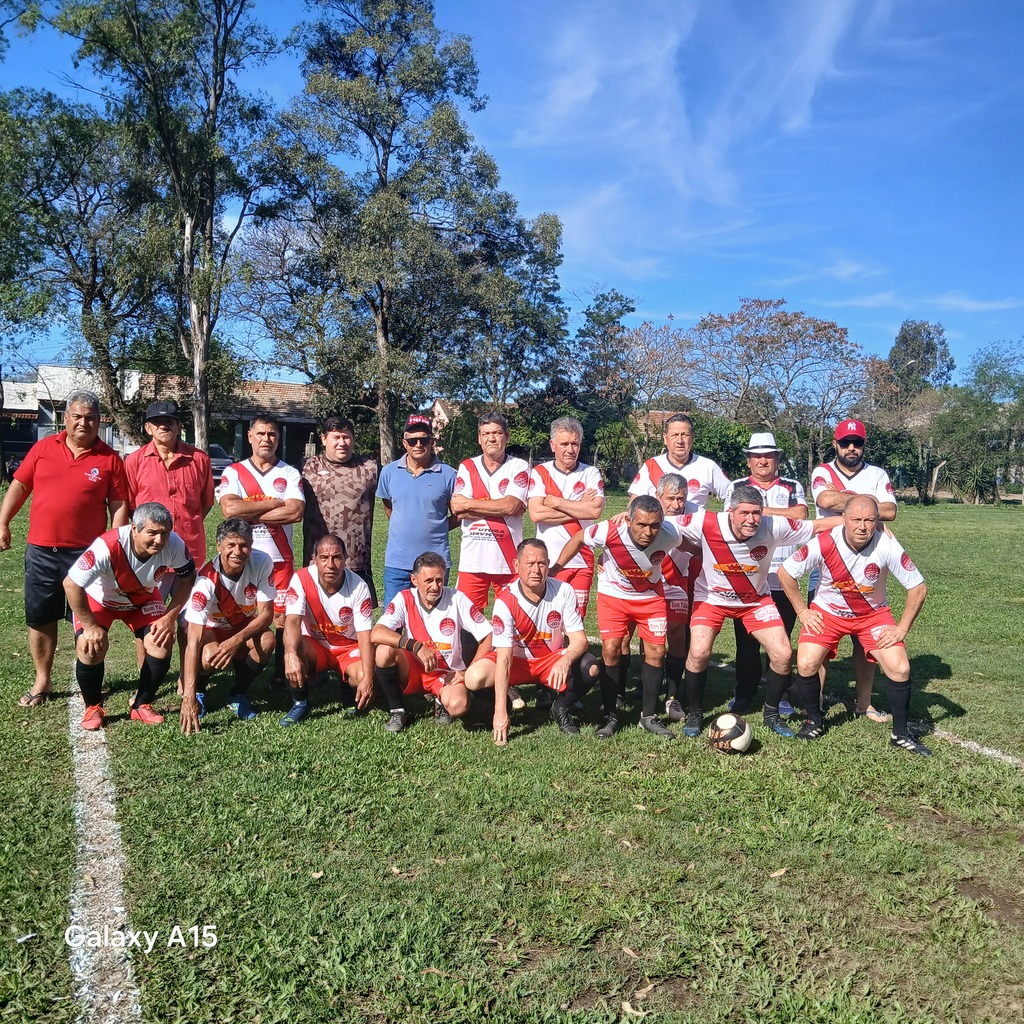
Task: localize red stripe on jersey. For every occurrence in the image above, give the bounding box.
[104,533,157,609]
[644,458,664,489]
[604,524,662,595]
[818,533,875,616]
[462,458,519,573]
[231,462,291,558]
[500,590,556,658]
[401,590,436,648]
[199,560,249,630]
[534,465,594,568]
[296,567,347,646]
[817,463,848,495]
[703,515,761,604]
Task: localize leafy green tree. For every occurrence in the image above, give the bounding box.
[888,319,955,396]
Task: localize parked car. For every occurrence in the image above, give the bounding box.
[207,444,235,485]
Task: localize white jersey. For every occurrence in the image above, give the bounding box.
[583,519,682,601]
[185,550,276,631]
[378,586,492,671]
[810,460,896,520]
[780,526,924,619]
[629,452,729,508]
[724,475,808,588]
[284,565,373,646]
[454,455,531,575]
[218,459,303,563]
[68,526,192,612]
[528,460,605,569]
[675,510,816,608]
[491,578,584,659]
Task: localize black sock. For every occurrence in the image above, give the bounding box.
[617,654,632,697]
[764,668,790,712]
[135,652,171,707]
[555,666,593,713]
[796,673,823,727]
[230,657,261,697]
[375,663,405,713]
[640,662,663,718]
[76,660,105,707]
[684,668,706,714]
[887,680,911,736]
[665,654,684,700]
[289,682,309,704]
[196,677,208,695]
[599,663,619,714]
[274,632,286,680]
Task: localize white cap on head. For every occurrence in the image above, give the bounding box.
[745,432,781,454]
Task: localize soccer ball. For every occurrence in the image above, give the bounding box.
[708,713,753,754]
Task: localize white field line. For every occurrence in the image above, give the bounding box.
[67,686,143,1023]
[589,642,1024,770]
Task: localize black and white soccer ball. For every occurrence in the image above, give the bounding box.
[708,713,753,754]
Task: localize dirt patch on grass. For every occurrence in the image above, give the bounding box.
[958,879,1024,928]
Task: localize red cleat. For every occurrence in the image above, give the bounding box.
[130,704,165,725]
[81,705,105,731]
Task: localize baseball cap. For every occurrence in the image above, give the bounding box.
[145,400,182,422]
[834,419,866,442]
[404,414,433,435]
[745,431,781,454]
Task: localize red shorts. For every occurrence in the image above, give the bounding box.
[553,566,593,616]
[482,647,570,692]
[73,593,165,636]
[307,636,362,676]
[456,571,514,612]
[798,606,904,664]
[598,593,668,644]
[690,595,782,635]
[664,588,690,625]
[401,655,450,698]
[272,560,294,616]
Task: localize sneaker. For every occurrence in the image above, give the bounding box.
[763,711,795,738]
[683,711,703,739]
[433,699,453,726]
[130,704,165,725]
[279,701,309,727]
[795,720,825,740]
[778,699,796,717]
[227,695,258,720]
[81,704,105,731]
[890,732,932,756]
[595,714,621,740]
[385,710,409,733]
[665,698,684,723]
[508,686,526,710]
[195,693,206,721]
[549,704,580,736]
[639,715,674,739]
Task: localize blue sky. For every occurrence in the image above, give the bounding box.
[6,0,1022,379]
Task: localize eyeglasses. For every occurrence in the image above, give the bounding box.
[837,439,865,449]
[404,436,431,447]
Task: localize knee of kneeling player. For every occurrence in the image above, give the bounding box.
[375,644,398,669]
[442,686,469,717]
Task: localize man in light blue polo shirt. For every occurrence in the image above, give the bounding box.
[376,415,458,607]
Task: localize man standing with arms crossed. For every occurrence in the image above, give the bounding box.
[629,413,730,508]
[811,419,898,722]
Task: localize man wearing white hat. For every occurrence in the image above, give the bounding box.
[723,433,807,713]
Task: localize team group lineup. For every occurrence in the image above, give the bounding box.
[0,390,932,755]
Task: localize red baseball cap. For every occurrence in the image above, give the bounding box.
[404,414,433,435]
[834,419,867,442]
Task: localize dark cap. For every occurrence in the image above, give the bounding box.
[145,400,182,422]
[404,414,433,435]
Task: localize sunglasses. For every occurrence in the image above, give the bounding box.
[837,438,865,449]
[404,436,431,447]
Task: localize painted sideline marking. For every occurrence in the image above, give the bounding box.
[67,686,143,1023]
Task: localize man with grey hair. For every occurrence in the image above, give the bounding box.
[0,389,129,708]
[673,485,833,740]
[64,501,195,730]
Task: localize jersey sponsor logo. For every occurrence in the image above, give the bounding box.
[713,561,757,575]
[794,545,809,562]
[546,610,562,629]
[285,587,299,605]
[864,563,881,582]
[753,603,782,623]
[619,565,653,581]
[78,550,96,570]
[337,606,353,625]
[514,470,529,488]
[687,478,700,494]
[901,552,916,572]
[273,477,287,494]
[471,607,485,624]
[191,592,207,611]
[749,545,768,561]
[439,617,456,636]
[244,584,258,602]
[360,598,373,617]
[86,467,101,483]
[650,549,666,564]
[834,579,873,594]
[491,615,505,636]
[572,481,586,496]
[498,478,509,495]
[647,616,668,636]
[454,476,466,493]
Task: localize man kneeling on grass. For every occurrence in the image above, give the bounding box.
[777,495,931,755]
[64,502,195,730]
[370,550,494,733]
[179,518,277,734]
[281,534,374,727]
[464,538,598,745]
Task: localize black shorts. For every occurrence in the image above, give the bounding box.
[25,544,85,627]
[351,567,379,609]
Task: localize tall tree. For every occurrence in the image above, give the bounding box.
[888,319,955,397]
[55,0,280,449]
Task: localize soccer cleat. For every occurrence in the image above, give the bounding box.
[890,732,932,757]
[778,699,797,717]
[665,698,684,722]
[763,711,795,738]
[279,701,310,727]
[728,697,755,716]
[227,695,258,720]
[130,704,165,725]
[683,711,703,739]
[434,698,453,725]
[195,693,206,721]
[795,720,825,740]
[595,714,622,740]
[385,710,409,734]
[639,715,674,739]
[508,686,526,710]
[81,704,105,731]
[549,704,580,736]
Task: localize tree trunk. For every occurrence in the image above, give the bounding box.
[373,288,395,463]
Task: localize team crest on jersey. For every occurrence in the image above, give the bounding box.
[244,584,257,602]
[273,477,287,493]
[901,552,916,572]
[471,607,485,623]
[587,524,599,540]
[337,606,353,625]
[687,478,699,494]
[454,477,466,493]
[650,550,666,564]
[155,564,173,578]
[572,481,586,496]
[597,481,605,493]
[886,482,895,494]
[812,475,828,489]
[191,592,207,611]
[385,601,396,615]
[794,546,809,562]
[85,467,101,483]
[864,563,881,582]
[749,546,768,561]
[439,617,456,636]
[787,520,801,532]
[546,611,562,629]
[360,598,372,617]
[285,587,299,605]
[498,478,509,495]
[491,616,504,636]
[514,471,529,488]
[78,550,96,570]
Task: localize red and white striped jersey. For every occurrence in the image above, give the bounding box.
[491,578,584,659]
[454,455,531,574]
[583,519,683,601]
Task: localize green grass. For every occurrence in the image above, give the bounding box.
[2,495,1023,1023]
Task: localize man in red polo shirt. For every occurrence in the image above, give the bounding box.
[0,390,128,707]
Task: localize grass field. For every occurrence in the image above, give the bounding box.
[2,495,1023,1023]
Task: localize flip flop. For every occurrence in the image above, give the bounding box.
[18,688,51,708]
[855,705,891,724]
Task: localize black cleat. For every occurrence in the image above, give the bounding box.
[385,710,409,734]
[683,711,703,739]
[434,699,453,726]
[795,720,824,740]
[595,714,622,740]
[639,715,674,739]
[763,711,796,738]
[890,732,932,756]
[550,704,580,735]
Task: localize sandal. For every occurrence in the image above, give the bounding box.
[18,688,51,708]
[855,705,891,723]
